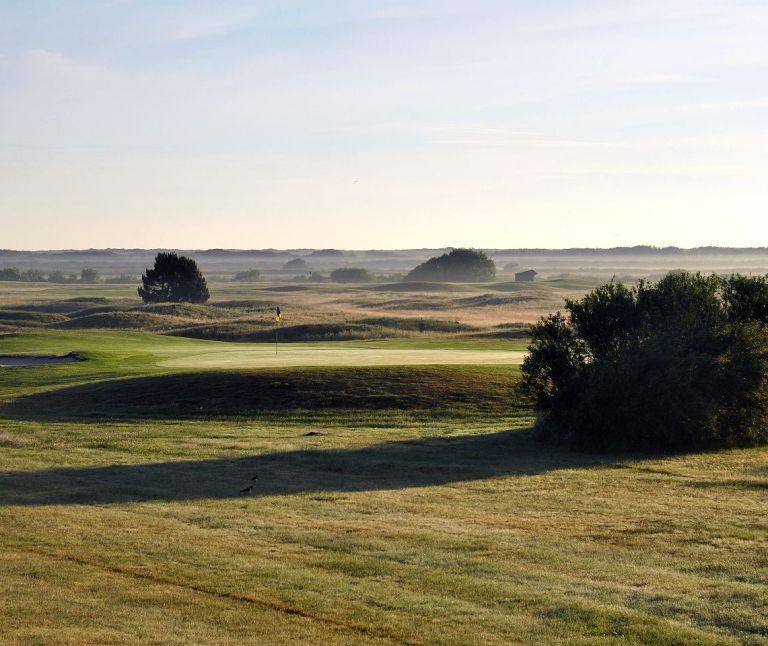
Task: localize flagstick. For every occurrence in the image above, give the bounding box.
[274,306,281,355]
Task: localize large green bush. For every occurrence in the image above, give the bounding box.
[522,272,768,451]
[405,248,495,282]
[330,267,374,283]
[232,269,261,282]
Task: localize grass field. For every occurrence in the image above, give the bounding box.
[1,283,767,644]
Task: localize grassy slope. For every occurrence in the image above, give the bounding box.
[1,329,767,643]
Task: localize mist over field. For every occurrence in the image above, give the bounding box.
[4,247,768,281]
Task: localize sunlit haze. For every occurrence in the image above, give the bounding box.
[1,1,767,249]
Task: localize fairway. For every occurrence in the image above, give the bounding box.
[160,345,526,369]
[1,292,767,644]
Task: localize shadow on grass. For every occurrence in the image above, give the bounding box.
[685,479,768,491]
[1,368,523,422]
[0,429,613,506]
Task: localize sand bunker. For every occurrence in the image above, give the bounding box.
[0,353,83,367]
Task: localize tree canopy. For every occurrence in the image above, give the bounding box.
[405,248,495,282]
[138,253,210,303]
[232,269,261,282]
[80,268,99,283]
[330,267,374,283]
[522,272,768,451]
[283,258,307,270]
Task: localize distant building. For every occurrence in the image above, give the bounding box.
[515,269,538,282]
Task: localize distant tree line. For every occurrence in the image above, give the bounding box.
[0,267,102,283]
[522,271,768,452]
[104,274,138,284]
[0,268,45,282]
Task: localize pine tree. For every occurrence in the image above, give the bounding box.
[138,252,210,303]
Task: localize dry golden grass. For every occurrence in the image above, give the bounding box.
[1,281,766,644]
[1,416,766,644]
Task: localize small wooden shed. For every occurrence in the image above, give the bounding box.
[514,269,538,282]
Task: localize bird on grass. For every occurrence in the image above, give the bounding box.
[238,474,259,494]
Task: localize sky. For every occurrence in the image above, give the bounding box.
[1,0,767,250]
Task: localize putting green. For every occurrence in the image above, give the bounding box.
[160,345,526,369]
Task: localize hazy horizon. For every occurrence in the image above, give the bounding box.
[5,244,768,254]
[2,1,767,249]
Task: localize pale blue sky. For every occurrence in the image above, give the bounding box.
[1,1,767,249]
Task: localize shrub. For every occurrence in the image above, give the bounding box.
[330,267,374,283]
[522,272,768,451]
[283,258,307,270]
[80,268,100,283]
[405,248,495,282]
[104,274,138,284]
[0,268,21,281]
[47,270,73,283]
[22,269,46,282]
[232,269,261,281]
[0,268,47,282]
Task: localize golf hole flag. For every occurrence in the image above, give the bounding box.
[273,306,282,354]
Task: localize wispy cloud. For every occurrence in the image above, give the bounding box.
[368,3,461,21]
[694,98,768,112]
[157,7,263,43]
[425,126,537,137]
[533,1,739,36]
[425,126,619,149]
[1,0,767,248]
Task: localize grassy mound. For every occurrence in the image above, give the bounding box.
[455,294,537,307]
[62,296,110,304]
[469,323,531,340]
[168,322,394,342]
[258,285,312,292]
[61,303,135,318]
[359,297,454,311]
[0,310,69,326]
[3,366,522,420]
[168,317,480,342]
[6,299,116,314]
[55,301,247,322]
[486,281,542,293]
[370,281,466,292]
[353,317,478,333]
[132,303,239,319]
[53,312,173,330]
[207,300,274,310]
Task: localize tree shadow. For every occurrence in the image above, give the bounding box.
[0,429,618,507]
[685,479,768,492]
[1,369,521,422]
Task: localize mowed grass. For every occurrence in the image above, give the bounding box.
[1,329,767,643]
[159,346,525,369]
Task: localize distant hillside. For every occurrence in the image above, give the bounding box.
[3,246,767,257]
[2,246,768,282]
